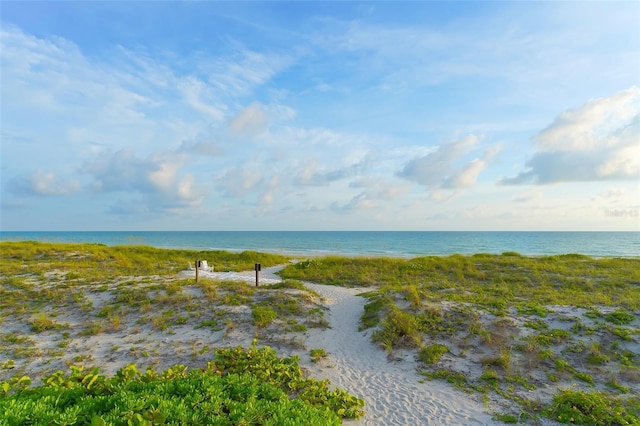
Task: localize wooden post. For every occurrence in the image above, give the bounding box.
[195,260,199,283]
[255,263,261,287]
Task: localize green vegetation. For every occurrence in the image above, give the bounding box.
[281,253,640,424]
[0,242,327,389]
[29,314,68,332]
[251,305,278,327]
[2,243,638,425]
[0,241,290,278]
[419,343,448,364]
[605,309,636,325]
[280,254,640,309]
[0,344,364,425]
[546,389,639,425]
[309,348,328,363]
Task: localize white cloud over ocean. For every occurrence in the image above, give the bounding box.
[502,87,640,185]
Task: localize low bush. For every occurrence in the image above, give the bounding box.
[605,310,636,325]
[372,306,422,349]
[419,343,448,364]
[0,344,365,424]
[545,389,639,425]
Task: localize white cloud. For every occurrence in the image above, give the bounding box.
[444,159,488,189]
[502,87,640,185]
[331,193,376,214]
[9,171,81,197]
[228,102,268,135]
[178,77,226,121]
[81,149,204,212]
[397,134,490,189]
[535,86,639,151]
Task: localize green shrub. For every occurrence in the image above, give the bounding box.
[0,345,364,424]
[605,310,635,325]
[29,315,67,332]
[584,309,602,319]
[251,305,278,327]
[419,343,448,364]
[372,306,422,349]
[517,302,549,318]
[494,412,519,423]
[546,389,639,425]
[586,353,610,365]
[535,329,570,346]
[309,348,328,363]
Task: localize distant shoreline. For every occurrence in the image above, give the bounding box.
[1,230,638,258]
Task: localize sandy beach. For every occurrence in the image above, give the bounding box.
[2,257,638,425]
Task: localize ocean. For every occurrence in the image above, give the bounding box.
[0,231,638,258]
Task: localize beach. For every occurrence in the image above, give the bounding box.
[1,244,638,424]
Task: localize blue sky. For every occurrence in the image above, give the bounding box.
[1,1,639,231]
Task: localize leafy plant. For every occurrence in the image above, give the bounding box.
[605,310,635,325]
[419,343,448,364]
[545,389,639,425]
[310,348,328,363]
[0,345,364,424]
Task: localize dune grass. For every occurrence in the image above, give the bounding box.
[281,254,640,309]
[0,240,290,278]
[281,253,640,424]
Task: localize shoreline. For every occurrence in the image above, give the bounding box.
[2,230,638,258]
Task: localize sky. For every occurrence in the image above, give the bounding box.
[1,1,639,231]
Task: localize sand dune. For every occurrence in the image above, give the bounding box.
[301,282,496,426]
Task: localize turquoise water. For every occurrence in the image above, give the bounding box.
[1,231,638,257]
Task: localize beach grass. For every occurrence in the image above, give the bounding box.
[280,253,640,424]
[281,253,640,308]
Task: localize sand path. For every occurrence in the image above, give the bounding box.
[302,281,497,425]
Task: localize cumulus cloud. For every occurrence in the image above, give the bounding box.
[397,134,491,189]
[9,171,81,196]
[502,87,640,185]
[444,159,488,189]
[227,101,297,137]
[82,149,204,211]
